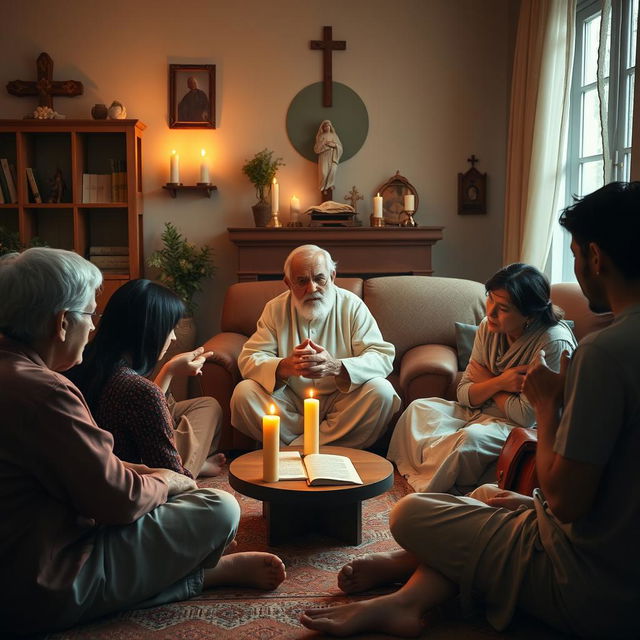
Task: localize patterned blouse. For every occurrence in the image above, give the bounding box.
[95,365,192,478]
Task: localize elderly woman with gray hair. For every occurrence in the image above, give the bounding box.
[0,248,285,635]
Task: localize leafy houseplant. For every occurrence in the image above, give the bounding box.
[242,148,285,226]
[0,227,47,256]
[147,222,214,316]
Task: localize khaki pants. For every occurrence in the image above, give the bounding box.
[170,396,222,476]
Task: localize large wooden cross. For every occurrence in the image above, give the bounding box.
[6,52,83,109]
[310,26,346,107]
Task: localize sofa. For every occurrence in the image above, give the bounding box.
[199,276,612,450]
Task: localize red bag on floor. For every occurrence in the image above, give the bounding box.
[496,427,538,496]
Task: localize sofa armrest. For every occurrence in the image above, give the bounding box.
[399,344,459,405]
[202,332,247,382]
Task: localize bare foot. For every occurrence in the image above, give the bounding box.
[198,452,226,477]
[222,539,238,555]
[203,552,286,590]
[338,550,418,594]
[301,593,424,638]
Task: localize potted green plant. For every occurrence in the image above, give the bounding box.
[242,148,285,227]
[147,222,214,316]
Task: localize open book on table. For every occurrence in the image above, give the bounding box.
[278,451,363,486]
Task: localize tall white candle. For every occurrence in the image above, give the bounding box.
[303,389,320,456]
[373,192,383,218]
[262,404,280,482]
[404,194,415,211]
[199,149,209,184]
[290,195,300,222]
[271,178,279,214]
[169,150,179,183]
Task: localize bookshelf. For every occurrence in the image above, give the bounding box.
[0,119,145,311]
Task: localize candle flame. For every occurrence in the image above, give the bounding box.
[201,149,206,157]
[268,403,276,415]
[272,177,277,184]
[376,192,380,197]
[308,389,314,399]
[171,149,176,155]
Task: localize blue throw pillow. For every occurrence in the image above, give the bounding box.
[454,322,478,370]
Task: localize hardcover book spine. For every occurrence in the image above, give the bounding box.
[0,158,17,203]
[25,168,42,204]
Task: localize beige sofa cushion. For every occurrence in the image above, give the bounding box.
[363,276,486,364]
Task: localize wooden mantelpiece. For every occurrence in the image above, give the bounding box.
[227,226,444,281]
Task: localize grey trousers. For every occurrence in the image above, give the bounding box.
[51,488,240,632]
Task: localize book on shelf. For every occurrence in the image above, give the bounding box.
[0,176,4,203]
[82,173,113,203]
[89,245,129,256]
[25,168,42,203]
[89,254,130,269]
[0,158,17,203]
[277,451,363,486]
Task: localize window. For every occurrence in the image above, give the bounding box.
[549,0,638,282]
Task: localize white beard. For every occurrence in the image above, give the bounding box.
[292,283,335,323]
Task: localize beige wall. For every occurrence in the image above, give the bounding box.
[0,0,516,341]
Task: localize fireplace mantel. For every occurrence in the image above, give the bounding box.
[227,226,444,281]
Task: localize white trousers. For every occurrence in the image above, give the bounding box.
[230,377,400,449]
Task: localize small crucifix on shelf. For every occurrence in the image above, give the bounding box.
[310,26,346,107]
[344,186,363,212]
[6,52,83,109]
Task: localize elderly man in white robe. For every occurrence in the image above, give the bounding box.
[230,245,400,448]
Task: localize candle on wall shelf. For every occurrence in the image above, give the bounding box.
[373,192,383,218]
[262,404,280,482]
[271,177,279,214]
[169,150,180,184]
[290,195,300,222]
[198,149,210,185]
[403,194,415,211]
[303,389,320,456]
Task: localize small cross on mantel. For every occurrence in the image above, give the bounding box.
[310,26,346,107]
[344,186,363,212]
[6,52,83,109]
[467,154,480,168]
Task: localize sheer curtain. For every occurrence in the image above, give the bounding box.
[503,0,575,268]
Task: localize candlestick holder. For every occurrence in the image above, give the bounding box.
[196,181,211,187]
[370,214,385,227]
[400,209,417,227]
[166,182,183,187]
[267,211,283,227]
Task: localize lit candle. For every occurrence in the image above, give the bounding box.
[373,192,383,218]
[271,177,279,214]
[303,389,319,456]
[404,194,415,211]
[199,149,209,184]
[169,150,179,183]
[262,404,280,482]
[290,194,300,222]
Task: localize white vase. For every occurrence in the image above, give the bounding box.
[153,316,197,401]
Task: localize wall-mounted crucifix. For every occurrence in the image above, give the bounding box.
[6,52,83,109]
[310,26,346,107]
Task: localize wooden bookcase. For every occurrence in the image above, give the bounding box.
[0,118,145,311]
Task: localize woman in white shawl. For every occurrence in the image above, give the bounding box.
[313,120,343,195]
[388,263,577,494]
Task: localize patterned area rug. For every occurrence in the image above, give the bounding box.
[44,470,569,640]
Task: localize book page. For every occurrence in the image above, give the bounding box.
[277,451,308,481]
[303,453,363,486]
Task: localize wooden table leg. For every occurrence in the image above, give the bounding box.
[264,501,362,546]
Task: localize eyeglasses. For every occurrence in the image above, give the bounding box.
[71,310,103,319]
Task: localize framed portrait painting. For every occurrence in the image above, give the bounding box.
[169,64,216,129]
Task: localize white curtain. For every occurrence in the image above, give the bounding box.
[503,0,576,268]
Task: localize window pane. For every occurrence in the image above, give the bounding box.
[584,14,601,85]
[629,0,639,69]
[582,88,603,156]
[580,160,604,197]
[626,73,635,147]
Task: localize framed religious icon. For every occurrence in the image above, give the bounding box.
[376,171,419,226]
[169,64,216,129]
[458,159,487,214]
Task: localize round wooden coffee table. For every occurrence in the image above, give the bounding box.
[229,446,394,546]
